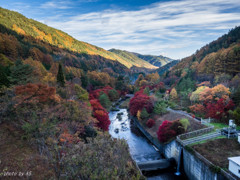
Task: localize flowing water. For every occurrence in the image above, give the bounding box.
[109,108,187,179]
[109,109,161,163]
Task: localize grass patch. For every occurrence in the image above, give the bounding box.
[209,122,228,130]
[188,135,226,146]
[208,122,240,130]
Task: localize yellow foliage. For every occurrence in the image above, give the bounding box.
[33,26,53,44]
[65,66,82,78]
[145,72,160,84]
[211,84,230,100]
[137,110,141,120]
[190,86,208,102]
[87,71,111,86]
[170,88,178,100]
[43,72,56,85]
[12,24,26,35]
[139,80,149,87]
[24,58,55,84]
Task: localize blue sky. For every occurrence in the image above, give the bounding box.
[1,0,240,59]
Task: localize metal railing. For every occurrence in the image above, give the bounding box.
[177,125,214,140]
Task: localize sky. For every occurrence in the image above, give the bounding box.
[1,0,240,59]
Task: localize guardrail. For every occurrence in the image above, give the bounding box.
[177,125,214,141]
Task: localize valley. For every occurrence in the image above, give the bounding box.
[0,4,240,180]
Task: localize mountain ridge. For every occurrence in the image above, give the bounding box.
[168,26,240,78]
[0,7,157,70]
[109,48,174,68]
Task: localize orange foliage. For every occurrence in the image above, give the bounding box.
[197,81,211,87]
[12,24,26,35]
[189,104,206,114]
[15,83,60,106]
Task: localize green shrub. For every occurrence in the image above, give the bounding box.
[232,107,240,125]
[75,84,89,102]
[99,93,111,109]
[140,108,149,120]
[168,101,177,109]
[209,165,221,173]
[154,101,167,115]
[185,145,194,154]
[180,118,190,131]
[108,89,119,102]
[143,87,150,95]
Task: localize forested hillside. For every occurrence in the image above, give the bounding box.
[0,7,144,179]
[0,7,156,70]
[168,26,240,77]
[159,26,240,129]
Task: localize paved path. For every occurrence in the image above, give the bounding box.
[167,107,200,122]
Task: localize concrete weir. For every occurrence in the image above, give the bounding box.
[137,158,174,171]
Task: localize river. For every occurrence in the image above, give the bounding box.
[109,108,186,179]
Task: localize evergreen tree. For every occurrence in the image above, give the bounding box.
[0,66,10,88]
[108,89,119,102]
[140,108,149,120]
[9,60,33,85]
[143,87,150,96]
[154,101,167,115]
[99,93,111,109]
[115,75,125,91]
[65,71,74,82]
[81,73,88,89]
[57,63,65,87]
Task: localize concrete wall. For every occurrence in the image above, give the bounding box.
[163,140,181,162]
[163,140,235,180]
[132,117,163,151]
[133,117,235,180]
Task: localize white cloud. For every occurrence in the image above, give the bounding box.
[40,0,73,9]
[38,0,240,59]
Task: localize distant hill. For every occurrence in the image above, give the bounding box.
[153,60,179,75]
[132,53,174,67]
[169,26,240,77]
[0,7,157,70]
[108,49,158,69]
[109,48,174,69]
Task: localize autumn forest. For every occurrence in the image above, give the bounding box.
[0,5,240,180]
